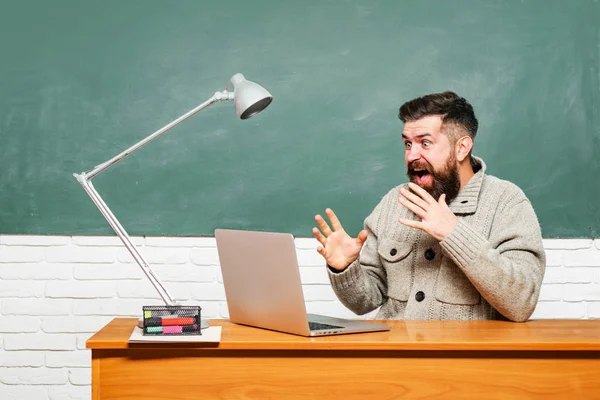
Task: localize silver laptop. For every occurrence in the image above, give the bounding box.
[214,229,390,337]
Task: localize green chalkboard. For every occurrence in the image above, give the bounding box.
[0,0,598,238]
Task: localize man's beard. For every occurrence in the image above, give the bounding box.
[406,153,461,204]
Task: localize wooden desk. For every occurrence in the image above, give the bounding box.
[87,318,600,399]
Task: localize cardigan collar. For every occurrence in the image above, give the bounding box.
[447,156,486,215]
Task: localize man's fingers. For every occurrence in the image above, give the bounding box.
[399,186,429,210]
[316,246,327,257]
[399,196,426,219]
[325,208,344,231]
[356,229,368,246]
[312,227,327,246]
[407,182,435,204]
[399,218,423,231]
[314,214,333,236]
[439,193,449,206]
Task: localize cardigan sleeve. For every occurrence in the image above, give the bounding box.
[440,192,546,322]
[327,194,391,315]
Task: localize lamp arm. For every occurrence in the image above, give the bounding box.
[85,90,234,181]
[75,176,178,305]
[72,88,234,307]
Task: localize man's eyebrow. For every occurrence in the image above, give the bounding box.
[402,133,433,140]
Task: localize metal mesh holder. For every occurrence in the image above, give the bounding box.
[142,305,202,336]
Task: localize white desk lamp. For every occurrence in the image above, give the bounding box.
[73,73,273,328]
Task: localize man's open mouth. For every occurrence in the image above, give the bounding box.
[411,168,432,186]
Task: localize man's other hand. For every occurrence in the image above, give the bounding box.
[398,182,458,241]
[312,208,368,271]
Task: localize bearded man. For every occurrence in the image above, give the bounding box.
[312,92,546,322]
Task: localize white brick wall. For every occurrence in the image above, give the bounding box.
[0,235,599,399]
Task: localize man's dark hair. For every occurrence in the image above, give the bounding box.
[398,91,478,140]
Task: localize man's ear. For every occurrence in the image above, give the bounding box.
[455,136,473,162]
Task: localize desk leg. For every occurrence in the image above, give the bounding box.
[92,353,101,400]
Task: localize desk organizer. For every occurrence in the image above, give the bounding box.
[142,305,202,336]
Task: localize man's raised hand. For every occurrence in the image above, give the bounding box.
[312,208,368,271]
[398,182,458,241]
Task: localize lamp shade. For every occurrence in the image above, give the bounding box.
[230,73,273,120]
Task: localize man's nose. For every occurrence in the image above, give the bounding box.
[406,147,421,163]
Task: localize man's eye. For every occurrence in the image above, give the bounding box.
[422,140,431,147]
[404,142,411,149]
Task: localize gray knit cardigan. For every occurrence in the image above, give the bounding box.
[328,157,546,321]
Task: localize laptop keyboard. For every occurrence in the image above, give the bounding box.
[309,321,344,331]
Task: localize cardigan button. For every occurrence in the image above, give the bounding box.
[390,248,397,256]
[415,291,425,302]
[424,249,435,260]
